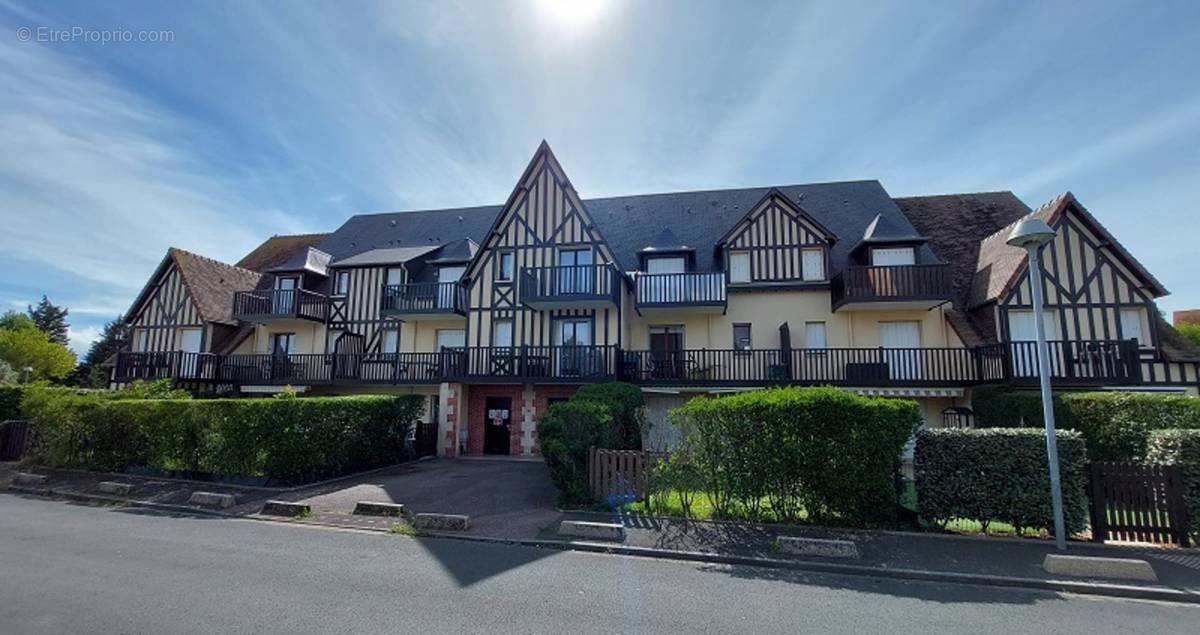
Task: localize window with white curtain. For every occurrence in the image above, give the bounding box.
[801,248,825,281]
[729,252,751,283]
[804,322,827,349]
[1119,308,1146,344]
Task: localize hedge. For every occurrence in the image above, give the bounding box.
[914,428,1089,535]
[21,387,423,483]
[973,386,1200,462]
[668,386,920,527]
[0,384,23,420]
[572,382,644,450]
[1145,429,1200,544]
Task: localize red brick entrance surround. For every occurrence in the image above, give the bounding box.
[464,384,581,456]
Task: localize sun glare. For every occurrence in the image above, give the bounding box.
[535,0,608,28]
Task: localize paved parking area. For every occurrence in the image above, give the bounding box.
[295,458,561,539]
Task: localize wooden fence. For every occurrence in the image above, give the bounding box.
[1089,462,1190,547]
[587,448,663,503]
[0,420,31,461]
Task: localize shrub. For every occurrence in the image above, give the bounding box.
[21,386,423,482]
[1145,429,1200,544]
[915,428,1089,535]
[573,382,644,450]
[669,386,920,527]
[973,386,1200,462]
[0,384,24,420]
[537,399,613,506]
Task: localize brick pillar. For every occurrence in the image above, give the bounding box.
[520,384,536,456]
[439,382,463,458]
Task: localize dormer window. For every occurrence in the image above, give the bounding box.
[646,256,686,275]
[871,247,915,266]
[728,251,751,283]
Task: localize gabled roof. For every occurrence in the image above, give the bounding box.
[714,187,839,246]
[237,233,330,272]
[896,191,1031,310]
[968,192,1168,308]
[124,248,262,326]
[641,228,693,253]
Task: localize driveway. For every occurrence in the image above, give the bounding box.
[294,458,560,539]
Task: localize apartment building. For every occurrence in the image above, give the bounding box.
[113,142,1200,457]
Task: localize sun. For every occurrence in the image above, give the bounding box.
[535,0,608,28]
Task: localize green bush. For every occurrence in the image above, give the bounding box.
[0,384,24,420]
[573,382,644,450]
[973,386,1200,462]
[914,428,1089,535]
[537,399,613,506]
[1145,429,1200,544]
[669,386,920,527]
[21,386,423,482]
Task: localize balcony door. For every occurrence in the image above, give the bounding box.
[1007,310,1060,378]
[555,318,592,377]
[869,248,915,296]
[557,249,594,295]
[879,321,921,381]
[645,257,686,303]
[274,276,298,315]
[178,328,202,378]
[648,326,684,380]
[437,265,465,309]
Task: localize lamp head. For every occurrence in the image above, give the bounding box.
[1006,218,1056,250]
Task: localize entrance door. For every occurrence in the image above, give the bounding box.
[274,276,298,314]
[483,396,512,455]
[880,321,922,381]
[555,319,593,377]
[179,328,202,378]
[648,325,685,380]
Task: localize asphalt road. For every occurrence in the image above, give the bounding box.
[1,494,1196,634]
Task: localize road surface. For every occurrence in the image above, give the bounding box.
[0,494,1195,634]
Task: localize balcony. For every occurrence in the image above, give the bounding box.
[111,340,1144,389]
[519,264,621,309]
[232,288,328,322]
[830,264,952,311]
[380,282,467,319]
[634,272,726,314]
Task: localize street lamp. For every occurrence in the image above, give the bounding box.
[1007,218,1067,550]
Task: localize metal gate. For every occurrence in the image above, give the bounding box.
[1089,462,1190,547]
[0,420,31,461]
[414,421,439,459]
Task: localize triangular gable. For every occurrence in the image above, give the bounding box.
[124,248,262,326]
[970,192,1167,308]
[464,141,619,278]
[715,188,839,247]
[122,251,178,324]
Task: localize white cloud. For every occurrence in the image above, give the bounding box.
[67,324,102,358]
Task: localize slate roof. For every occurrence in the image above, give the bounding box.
[236,233,330,272]
[125,248,262,326]
[331,245,439,267]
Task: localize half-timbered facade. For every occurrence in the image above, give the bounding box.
[113,142,1200,457]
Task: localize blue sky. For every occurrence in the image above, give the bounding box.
[1,0,1198,355]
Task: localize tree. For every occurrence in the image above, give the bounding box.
[28,295,70,346]
[0,360,18,384]
[0,324,76,381]
[1179,322,1200,349]
[68,317,129,387]
[0,311,35,332]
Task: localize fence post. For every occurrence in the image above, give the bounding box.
[1166,464,1190,548]
[1088,462,1107,543]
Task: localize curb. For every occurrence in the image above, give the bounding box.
[8,487,1197,605]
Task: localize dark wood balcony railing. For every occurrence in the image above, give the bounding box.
[232,288,328,322]
[111,340,1145,388]
[830,264,952,310]
[113,352,221,382]
[380,282,467,316]
[519,265,620,306]
[635,272,726,308]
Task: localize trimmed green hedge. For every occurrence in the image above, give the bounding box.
[573,382,644,450]
[1146,429,1200,544]
[973,386,1200,462]
[0,384,23,420]
[21,387,423,482]
[915,428,1089,535]
[669,386,920,527]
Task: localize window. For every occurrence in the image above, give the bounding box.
[729,251,751,283]
[436,329,465,350]
[334,271,350,296]
[274,276,298,291]
[380,328,400,354]
[386,267,404,287]
[495,252,515,282]
[802,248,825,281]
[270,333,295,356]
[555,319,592,346]
[1007,310,1058,341]
[134,329,149,352]
[804,322,827,349]
[646,257,686,274]
[733,324,752,351]
[557,249,594,294]
[439,265,466,283]
[871,247,915,266]
[1120,308,1146,345]
[492,320,514,348]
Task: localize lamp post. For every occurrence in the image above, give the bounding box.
[1007,218,1067,550]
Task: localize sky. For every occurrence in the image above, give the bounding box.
[1,0,1198,357]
